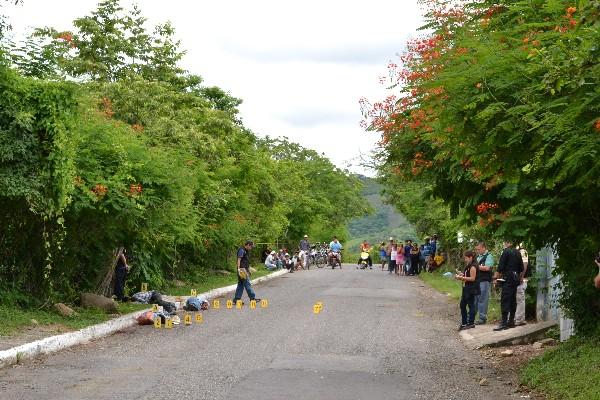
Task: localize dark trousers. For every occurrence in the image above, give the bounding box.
[114,267,127,300]
[500,283,518,325]
[460,289,476,325]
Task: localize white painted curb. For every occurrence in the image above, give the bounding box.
[0,268,288,369]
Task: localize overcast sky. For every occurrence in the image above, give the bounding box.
[5,0,423,175]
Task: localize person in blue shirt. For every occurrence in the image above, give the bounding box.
[475,241,495,325]
[328,236,343,264]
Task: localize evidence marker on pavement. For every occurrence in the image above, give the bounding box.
[260,299,268,308]
[226,300,233,309]
[213,299,220,309]
[154,317,162,329]
[236,300,243,309]
[250,300,256,309]
[184,314,192,325]
[190,289,197,296]
[195,313,203,324]
[141,282,148,292]
[151,304,159,312]
[165,318,173,329]
[313,302,323,314]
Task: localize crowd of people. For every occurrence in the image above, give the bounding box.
[376,235,442,276]
[260,235,345,273]
[455,240,529,331]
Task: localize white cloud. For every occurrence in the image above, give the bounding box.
[4,0,423,175]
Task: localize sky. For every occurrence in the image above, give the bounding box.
[4,0,423,175]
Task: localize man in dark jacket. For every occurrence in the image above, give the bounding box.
[493,240,524,331]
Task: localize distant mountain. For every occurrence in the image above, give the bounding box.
[346,176,416,252]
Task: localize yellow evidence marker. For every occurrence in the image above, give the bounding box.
[165,318,173,329]
[151,304,159,312]
[213,299,220,309]
[226,300,233,309]
[313,304,321,314]
[316,302,323,311]
[236,300,243,309]
[141,282,148,292]
[154,317,162,328]
[250,300,257,309]
[190,289,197,296]
[260,299,268,308]
[184,314,192,325]
[195,313,203,324]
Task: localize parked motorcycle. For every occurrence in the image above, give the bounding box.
[329,251,342,269]
[357,251,370,269]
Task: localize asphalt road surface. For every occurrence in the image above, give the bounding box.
[1,265,522,400]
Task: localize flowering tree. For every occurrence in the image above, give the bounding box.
[364,0,600,334]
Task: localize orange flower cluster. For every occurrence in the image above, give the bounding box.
[92,184,108,197]
[129,183,142,195]
[476,202,499,214]
[594,119,600,132]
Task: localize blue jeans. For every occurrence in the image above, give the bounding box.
[475,281,491,322]
[265,263,277,271]
[460,289,476,325]
[234,276,256,300]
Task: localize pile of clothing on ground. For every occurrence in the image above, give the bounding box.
[134,290,209,325]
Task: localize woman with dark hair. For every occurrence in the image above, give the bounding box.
[114,247,130,301]
[455,250,479,330]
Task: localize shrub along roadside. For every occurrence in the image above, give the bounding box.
[521,337,600,400]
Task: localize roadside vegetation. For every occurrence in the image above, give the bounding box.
[362,1,600,398]
[0,0,370,324]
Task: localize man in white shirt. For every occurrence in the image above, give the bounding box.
[264,251,278,271]
[515,243,529,326]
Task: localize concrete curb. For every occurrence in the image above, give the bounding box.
[0,269,287,369]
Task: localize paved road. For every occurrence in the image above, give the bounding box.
[1,266,521,399]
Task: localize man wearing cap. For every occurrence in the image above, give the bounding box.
[233,240,260,304]
[493,240,524,331]
[264,250,278,271]
[299,234,311,268]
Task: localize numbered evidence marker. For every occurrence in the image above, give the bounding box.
[184,314,192,325]
[165,318,173,329]
[190,289,197,296]
[154,317,162,328]
[141,282,148,292]
[313,304,321,314]
[195,313,203,324]
[151,303,159,312]
[213,299,220,309]
[226,300,233,309]
[260,299,268,308]
[250,300,257,309]
[316,302,323,310]
[236,300,243,309]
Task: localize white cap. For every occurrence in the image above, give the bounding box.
[389,237,394,241]
[304,234,308,238]
[270,251,276,255]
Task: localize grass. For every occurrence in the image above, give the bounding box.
[419,268,501,322]
[162,267,273,296]
[521,337,600,400]
[0,302,148,336]
[1,267,276,338]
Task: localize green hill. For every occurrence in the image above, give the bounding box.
[346,177,416,254]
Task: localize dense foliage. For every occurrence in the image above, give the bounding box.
[0,0,369,304]
[363,0,600,334]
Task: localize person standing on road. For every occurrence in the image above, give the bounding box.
[233,240,260,304]
[389,243,398,275]
[475,241,495,325]
[493,240,524,331]
[410,242,421,275]
[300,235,311,268]
[114,247,130,301]
[515,243,529,326]
[404,239,413,274]
[456,250,479,330]
[378,242,387,271]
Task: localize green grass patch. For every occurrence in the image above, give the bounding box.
[521,337,600,400]
[0,303,148,336]
[158,268,273,297]
[419,268,501,322]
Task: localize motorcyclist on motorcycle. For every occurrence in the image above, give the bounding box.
[328,236,343,267]
[357,240,373,269]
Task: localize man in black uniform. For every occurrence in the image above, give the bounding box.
[493,240,524,331]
